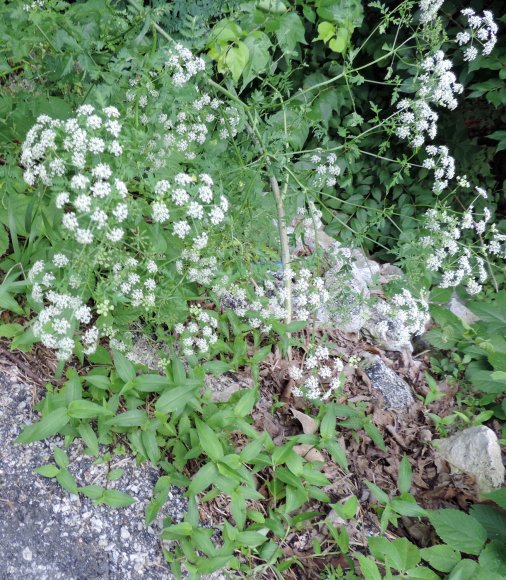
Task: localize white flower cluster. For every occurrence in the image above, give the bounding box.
[174,307,219,358]
[458,9,498,61]
[111,257,158,309]
[151,172,227,283]
[23,0,45,10]
[374,290,430,345]
[422,145,455,194]
[28,260,98,360]
[418,0,444,24]
[289,345,344,401]
[310,152,341,187]
[21,106,128,246]
[419,199,504,294]
[164,43,206,87]
[418,51,463,110]
[213,267,330,331]
[396,99,438,148]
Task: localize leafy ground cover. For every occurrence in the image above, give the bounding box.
[1,0,505,578]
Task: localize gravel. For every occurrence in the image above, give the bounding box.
[0,368,188,579]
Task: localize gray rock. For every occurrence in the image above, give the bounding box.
[361,302,413,352]
[380,263,404,283]
[205,372,253,402]
[350,253,381,288]
[318,267,371,333]
[360,354,414,410]
[447,293,480,326]
[435,426,505,493]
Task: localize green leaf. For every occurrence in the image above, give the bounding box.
[420,544,461,573]
[112,349,136,383]
[99,489,136,508]
[225,41,250,82]
[68,400,114,419]
[56,469,79,495]
[469,504,506,543]
[398,454,413,494]
[356,554,382,580]
[106,409,148,427]
[77,423,99,456]
[273,12,306,55]
[364,480,389,504]
[323,439,348,471]
[329,35,346,53]
[478,541,506,575]
[188,462,218,496]
[481,487,506,509]
[390,498,428,517]
[428,509,487,555]
[316,21,336,43]
[161,522,193,539]
[79,485,105,500]
[107,468,124,482]
[234,388,257,417]
[141,430,161,464]
[448,559,479,580]
[195,418,224,462]
[33,464,60,478]
[242,31,271,87]
[156,384,198,415]
[368,537,421,572]
[54,447,69,469]
[0,322,23,338]
[15,407,70,444]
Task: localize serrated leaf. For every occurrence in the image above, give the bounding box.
[368,536,421,572]
[420,544,461,573]
[428,509,487,555]
[356,554,381,580]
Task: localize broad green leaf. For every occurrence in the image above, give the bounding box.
[481,487,506,509]
[234,388,257,417]
[156,385,198,414]
[225,41,249,83]
[470,504,506,543]
[195,418,224,462]
[33,464,60,478]
[188,462,218,496]
[15,407,70,444]
[323,439,348,471]
[141,430,161,464]
[420,544,461,573]
[77,423,99,456]
[316,21,336,42]
[54,447,69,469]
[0,322,23,338]
[112,349,136,383]
[68,400,114,419]
[364,480,389,504]
[79,484,105,500]
[107,468,124,481]
[368,536,421,572]
[106,409,148,427]
[356,554,381,580]
[56,469,79,495]
[99,489,136,508]
[428,509,487,555]
[398,454,412,494]
[448,559,479,580]
[273,12,306,55]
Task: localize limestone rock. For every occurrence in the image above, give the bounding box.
[318,268,370,333]
[447,293,480,326]
[360,354,414,410]
[362,302,413,352]
[205,372,253,402]
[435,426,505,493]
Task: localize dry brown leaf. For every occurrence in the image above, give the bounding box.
[294,444,325,463]
[291,408,318,435]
